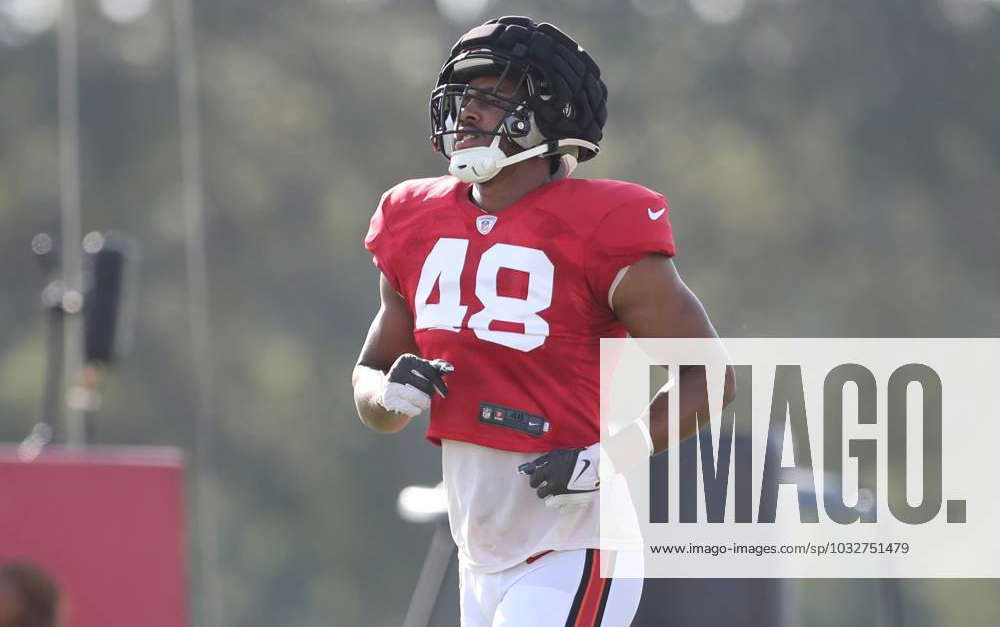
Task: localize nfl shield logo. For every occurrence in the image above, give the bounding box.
[476,215,498,235]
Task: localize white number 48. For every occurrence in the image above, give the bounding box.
[413,237,553,352]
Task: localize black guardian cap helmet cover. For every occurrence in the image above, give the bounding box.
[430,16,608,182]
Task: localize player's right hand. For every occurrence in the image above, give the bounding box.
[377,353,454,418]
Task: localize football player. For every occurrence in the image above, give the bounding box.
[353,16,732,626]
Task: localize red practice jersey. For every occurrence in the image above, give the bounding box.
[365,175,676,452]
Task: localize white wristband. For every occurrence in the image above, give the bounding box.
[599,418,655,480]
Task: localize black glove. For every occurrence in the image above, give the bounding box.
[518,444,601,511]
[377,354,454,417]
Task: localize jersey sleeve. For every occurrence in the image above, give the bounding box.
[584,193,677,307]
[364,190,403,293]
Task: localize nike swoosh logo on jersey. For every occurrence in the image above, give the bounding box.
[648,207,666,220]
[573,459,591,484]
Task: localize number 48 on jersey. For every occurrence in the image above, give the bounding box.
[414,237,554,352]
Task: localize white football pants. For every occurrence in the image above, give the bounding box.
[459,549,644,627]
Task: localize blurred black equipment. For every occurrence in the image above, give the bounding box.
[83,232,139,365]
[27,231,139,450]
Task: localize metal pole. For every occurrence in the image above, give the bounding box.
[173,0,224,625]
[402,521,457,627]
[880,579,904,627]
[57,0,85,447]
[33,234,64,431]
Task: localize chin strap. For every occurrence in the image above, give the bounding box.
[449,136,598,183]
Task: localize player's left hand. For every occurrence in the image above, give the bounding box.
[518,444,601,512]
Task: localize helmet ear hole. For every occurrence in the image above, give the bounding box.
[506,111,545,150]
[504,115,530,137]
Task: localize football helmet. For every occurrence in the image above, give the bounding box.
[430,16,608,183]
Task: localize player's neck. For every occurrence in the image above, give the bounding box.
[470,158,552,213]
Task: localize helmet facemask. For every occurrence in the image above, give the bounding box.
[430,52,551,183]
[430,82,543,160]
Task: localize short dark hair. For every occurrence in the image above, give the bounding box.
[0,563,60,627]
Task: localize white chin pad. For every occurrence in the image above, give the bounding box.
[448,137,506,183]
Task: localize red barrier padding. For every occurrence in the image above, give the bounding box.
[0,445,188,627]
